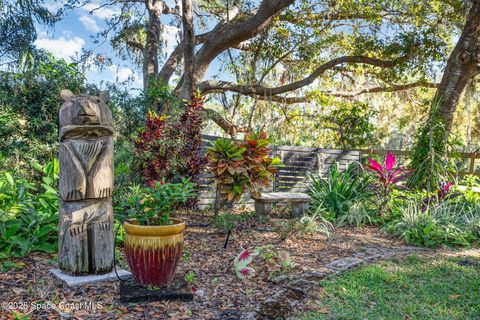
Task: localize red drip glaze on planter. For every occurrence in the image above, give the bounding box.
[125,243,183,287]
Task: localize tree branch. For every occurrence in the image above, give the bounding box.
[158,31,213,84]
[204,108,246,137]
[180,0,195,99]
[279,11,402,24]
[200,81,439,104]
[325,81,440,97]
[161,0,293,86]
[198,55,414,96]
[190,0,294,85]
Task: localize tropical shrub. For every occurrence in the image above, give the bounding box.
[366,151,412,215]
[206,131,280,207]
[134,93,207,185]
[0,159,59,258]
[307,162,372,222]
[114,178,196,226]
[207,138,247,203]
[366,152,411,197]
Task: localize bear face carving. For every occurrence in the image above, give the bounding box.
[59,90,113,128]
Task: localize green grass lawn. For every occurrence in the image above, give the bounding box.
[302,254,480,320]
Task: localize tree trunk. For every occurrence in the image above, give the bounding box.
[435,0,480,135]
[143,5,162,91]
[180,0,195,100]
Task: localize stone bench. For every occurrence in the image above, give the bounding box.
[253,192,311,217]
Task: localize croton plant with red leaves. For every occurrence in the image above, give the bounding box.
[207,130,281,203]
[135,93,207,185]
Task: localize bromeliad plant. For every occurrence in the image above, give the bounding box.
[207,131,281,211]
[233,245,295,280]
[116,178,196,225]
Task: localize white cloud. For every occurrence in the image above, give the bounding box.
[162,25,180,56]
[34,35,85,62]
[79,15,100,33]
[44,1,64,13]
[116,66,134,82]
[108,65,142,85]
[82,3,120,19]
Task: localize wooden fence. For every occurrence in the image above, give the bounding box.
[196,136,480,209]
[358,149,480,177]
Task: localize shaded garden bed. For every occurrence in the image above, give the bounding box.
[1,210,420,320]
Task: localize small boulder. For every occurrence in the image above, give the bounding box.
[325,257,364,271]
[258,288,304,319]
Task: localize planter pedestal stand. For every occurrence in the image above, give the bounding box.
[119,273,193,303]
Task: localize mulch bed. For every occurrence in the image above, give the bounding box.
[0,210,408,320]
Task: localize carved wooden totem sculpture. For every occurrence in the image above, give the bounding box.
[58,90,114,275]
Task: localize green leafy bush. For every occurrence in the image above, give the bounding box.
[337,201,379,227]
[114,178,196,225]
[274,212,332,241]
[385,199,480,247]
[307,162,372,222]
[320,101,377,148]
[0,159,59,258]
[213,212,251,234]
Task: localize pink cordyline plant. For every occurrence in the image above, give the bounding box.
[365,152,412,216]
[366,151,412,196]
[437,181,454,200]
[422,181,457,211]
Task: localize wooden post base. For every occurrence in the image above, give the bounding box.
[58,198,114,275]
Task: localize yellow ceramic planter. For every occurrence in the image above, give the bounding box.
[124,218,185,287]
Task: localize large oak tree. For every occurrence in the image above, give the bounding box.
[77,0,473,136]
